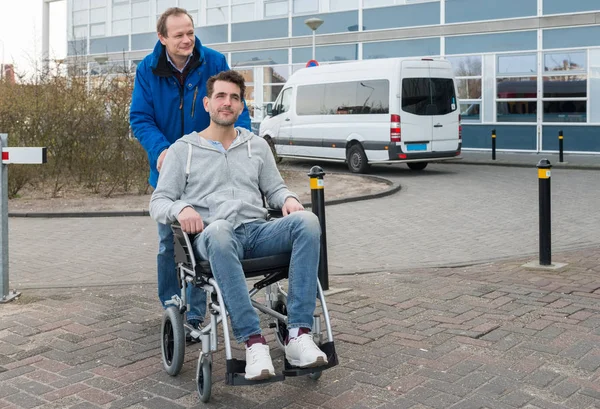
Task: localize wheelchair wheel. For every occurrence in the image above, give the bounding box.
[161,306,185,376]
[272,300,288,351]
[196,354,212,403]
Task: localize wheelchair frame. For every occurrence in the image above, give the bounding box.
[161,221,339,403]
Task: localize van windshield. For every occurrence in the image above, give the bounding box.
[401,78,457,116]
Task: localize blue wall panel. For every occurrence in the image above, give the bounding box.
[542,126,600,152]
[363,2,439,31]
[543,26,600,49]
[544,0,600,15]
[446,31,537,54]
[462,125,537,150]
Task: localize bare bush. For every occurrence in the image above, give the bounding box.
[0,58,149,199]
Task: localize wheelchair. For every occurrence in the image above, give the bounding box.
[160,211,339,403]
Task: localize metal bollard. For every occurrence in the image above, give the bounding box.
[491,129,496,160]
[559,130,564,163]
[308,166,329,291]
[537,159,552,266]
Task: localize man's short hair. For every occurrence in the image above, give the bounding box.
[206,70,246,100]
[156,7,194,38]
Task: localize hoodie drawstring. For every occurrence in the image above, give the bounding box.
[247,139,252,158]
[186,142,193,182]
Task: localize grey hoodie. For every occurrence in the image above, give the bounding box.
[149,127,299,228]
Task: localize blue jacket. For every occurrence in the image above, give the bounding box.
[130,37,251,187]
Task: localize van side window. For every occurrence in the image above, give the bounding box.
[296,80,389,116]
[280,88,292,114]
[402,78,457,116]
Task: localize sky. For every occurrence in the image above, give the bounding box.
[0,0,66,75]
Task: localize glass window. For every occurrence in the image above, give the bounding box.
[543,101,586,122]
[292,11,358,36]
[132,17,150,33]
[446,56,482,76]
[231,49,288,66]
[206,6,229,24]
[446,0,536,23]
[231,18,288,42]
[543,77,586,98]
[456,79,481,99]
[195,25,227,44]
[296,80,389,116]
[264,84,285,104]
[446,31,537,54]
[543,26,600,50]
[90,7,106,23]
[496,101,537,122]
[113,19,130,35]
[156,0,176,13]
[73,10,89,25]
[74,0,89,11]
[293,0,319,14]
[91,0,106,6]
[497,54,537,75]
[264,65,289,83]
[274,88,292,114]
[590,49,600,123]
[401,78,457,116]
[363,38,440,60]
[460,103,480,121]
[292,44,358,63]
[265,0,288,17]
[363,0,394,7]
[112,3,130,18]
[232,3,255,22]
[497,78,537,98]
[543,0,600,15]
[363,3,439,31]
[330,0,358,11]
[132,1,149,18]
[68,39,88,55]
[179,0,198,9]
[72,25,88,39]
[544,51,586,72]
[90,23,105,37]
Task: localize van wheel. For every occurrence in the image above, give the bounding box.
[347,144,369,174]
[407,162,428,171]
[265,137,282,164]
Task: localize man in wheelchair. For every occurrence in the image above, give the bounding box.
[149,70,328,381]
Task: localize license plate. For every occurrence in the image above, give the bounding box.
[406,143,427,151]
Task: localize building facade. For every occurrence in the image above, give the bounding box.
[56,0,600,153]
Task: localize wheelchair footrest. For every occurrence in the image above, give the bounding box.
[283,341,339,377]
[225,359,284,386]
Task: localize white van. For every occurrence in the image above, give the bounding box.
[259,58,462,173]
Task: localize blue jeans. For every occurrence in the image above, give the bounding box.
[157,222,206,323]
[192,211,321,343]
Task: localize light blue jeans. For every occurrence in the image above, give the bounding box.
[157,222,206,323]
[192,211,321,343]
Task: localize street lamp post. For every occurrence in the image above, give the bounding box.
[0,39,4,81]
[304,17,324,61]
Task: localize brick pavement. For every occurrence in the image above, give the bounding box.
[1,246,599,408]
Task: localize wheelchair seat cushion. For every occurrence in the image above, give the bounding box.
[196,253,291,278]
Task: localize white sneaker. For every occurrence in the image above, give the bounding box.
[245,343,276,380]
[285,334,328,368]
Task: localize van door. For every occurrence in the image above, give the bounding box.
[428,66,459,152]
[267,87,293,156]
[400,62,433,153]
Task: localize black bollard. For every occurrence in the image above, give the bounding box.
[559,130,564,163]
[537,159,552,266]
[492,129,496,160]
[308,166,329,291]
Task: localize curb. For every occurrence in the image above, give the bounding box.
[433,157,600,171]
[8,174,401,218]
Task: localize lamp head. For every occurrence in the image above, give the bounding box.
[304,17,324,31]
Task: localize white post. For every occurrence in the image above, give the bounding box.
[0,134,18,303]
[42,0,51,71]
[312,30,316,61]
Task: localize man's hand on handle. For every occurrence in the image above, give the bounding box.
[178,207,204,234]
[282,197,304,216]
[157,148,168,172]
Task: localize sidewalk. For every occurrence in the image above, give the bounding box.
[1,246,599,408]
[441,150,600,170]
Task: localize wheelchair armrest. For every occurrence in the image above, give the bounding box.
[267,208,284,219]
[171,222,198,267]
